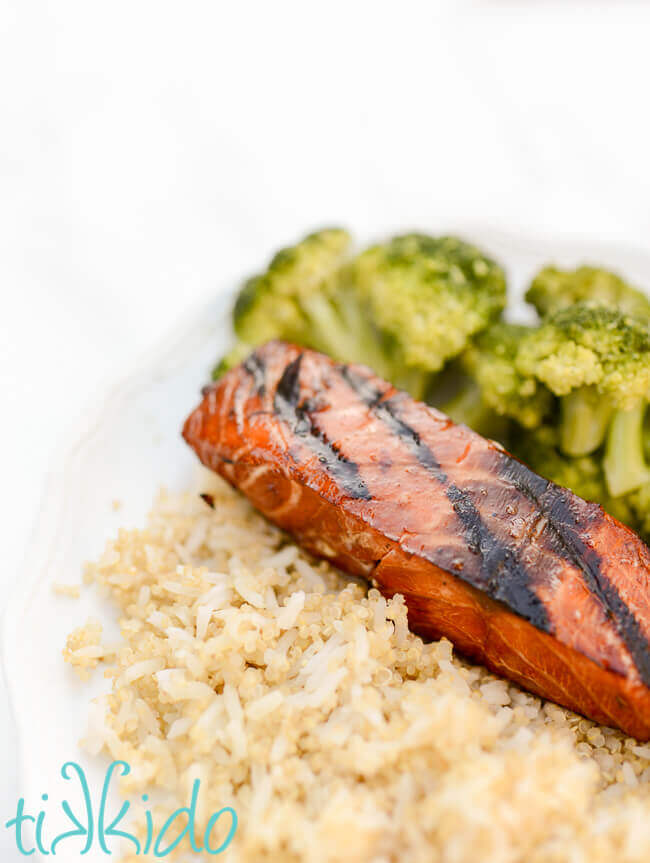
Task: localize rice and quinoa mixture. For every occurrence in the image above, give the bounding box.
[64,472,650,862]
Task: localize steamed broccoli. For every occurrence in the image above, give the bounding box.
[461,322,552,429]
[215,228,399,383]
[351,234,506,375]
[606,413,650,538]
[516,303,650,494]
[215,229,507,401]
[523,266,650,486]
[526,265,650,318]
[233,228,351,347]
[463,304,650,498]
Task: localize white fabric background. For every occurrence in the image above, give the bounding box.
[2,1,650,857]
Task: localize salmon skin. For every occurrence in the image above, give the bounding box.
[183,340,650,739]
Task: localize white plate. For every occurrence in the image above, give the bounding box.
[5,227,650,861]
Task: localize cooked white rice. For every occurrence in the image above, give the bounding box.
[65,473,650,862]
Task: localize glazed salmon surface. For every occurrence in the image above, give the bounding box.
[183,340,650,738]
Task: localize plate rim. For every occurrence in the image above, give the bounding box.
[6,222,650,810]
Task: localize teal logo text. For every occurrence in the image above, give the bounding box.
[6,761,237,856]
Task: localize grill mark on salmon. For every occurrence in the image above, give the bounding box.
[271,354,372,501]
[184,340,650,738]
[499,458,650,687]
[242,352,267,396]
[339,365,550,631]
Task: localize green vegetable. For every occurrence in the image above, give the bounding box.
[556,388,613,460]
[351,233,506,376]
[461,322,552,429]
[526,265,650,318]
[231,227,372,363]
[603,404,650,496]
[523,266,650,506]
[465,303,650,504]
[516,303,650,494]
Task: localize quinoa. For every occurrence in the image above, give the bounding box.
[63,618,114,679]
[66,473,650,862]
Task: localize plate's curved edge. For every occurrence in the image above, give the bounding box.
[1,292,231,793]
[6,224,650,810]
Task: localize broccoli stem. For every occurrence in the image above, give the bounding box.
[441,381,509,440]
[297,292,351,357]
[603,403,650,497]
[335,295,398,380]
[299,292,397,383]
[302,291,432,399]
[559,387,612,456]
[391,367,432,402]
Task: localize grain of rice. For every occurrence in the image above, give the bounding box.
[63,619,104,679]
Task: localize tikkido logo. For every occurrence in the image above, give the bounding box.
[5,761,237,857]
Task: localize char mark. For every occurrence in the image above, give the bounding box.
[242,351,267,396]
[275,354,302,405]
[499,458,650,687]
[274,355,372,501]
[339,365,549,631]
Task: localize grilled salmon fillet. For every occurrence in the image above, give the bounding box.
[183,340,650,738]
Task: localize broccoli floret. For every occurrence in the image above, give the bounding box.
[214,228,400,384]
[526,265,650,318]
[466,304,650,498]
[516,303,650,494]
[232,227,354,355]
[461,322,552,429]
[350,234,506,375]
